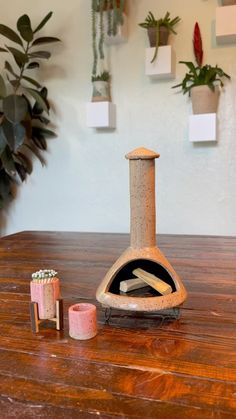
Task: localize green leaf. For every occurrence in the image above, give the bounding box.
[2,120,26,151]
[1,145,16,175]
[15,162,27,181]
[0,169,12,202]
[14,151,32,174]
[17,14,33,42]
[5,61,18,78]
[25,88,49,114]
[22,143,45,166]
[0,75,6,98]
[32,87,49,115]
[0,126,7,154]
[33,115,50,125]
[33,127,56,138]
[29,50,51,59]
[0,24,23,46]
[22,76,41,88]
[3,95,28,123]
[34,11,53,33]
[26,62,39,69]
[6,46,28,67]
[32,36,60,46]
[32,134,47,150]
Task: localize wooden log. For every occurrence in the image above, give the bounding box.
[133,268,172,295]
[119,278,147,293]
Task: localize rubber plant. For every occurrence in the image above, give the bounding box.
[91,0,125,76]
[0,12,60,208]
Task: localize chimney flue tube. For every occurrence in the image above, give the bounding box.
[125,148,160,249]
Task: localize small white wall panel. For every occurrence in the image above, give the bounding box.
[216,6,236,43]
[145,46,175,79]
[86,102,116,128]
[189,113,217,142]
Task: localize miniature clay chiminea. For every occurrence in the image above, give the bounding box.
[96,147,187,311]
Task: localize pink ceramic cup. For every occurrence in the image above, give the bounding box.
[68,303,97,340]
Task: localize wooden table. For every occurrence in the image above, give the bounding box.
[0,231,235,418]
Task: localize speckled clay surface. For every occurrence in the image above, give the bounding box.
[96,147,187,311]
[30,278,60,319]
[68,303,97,340]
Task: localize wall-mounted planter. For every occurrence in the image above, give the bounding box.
[216,5,236,43]
[104,13,128,44]
[92,80,111,102]
[86,102,116,128]
[189,113,217,142]
[145,46,175,79]
[190,85,220,114]
[147,26,170,48]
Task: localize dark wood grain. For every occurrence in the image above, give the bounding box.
[0,231,235,418]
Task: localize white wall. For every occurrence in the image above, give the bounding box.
[1,0,236,237]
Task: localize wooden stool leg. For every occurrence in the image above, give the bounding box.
[56,299,64,330]
[30,302,39,333]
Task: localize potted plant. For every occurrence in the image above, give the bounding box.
[91,70,111,102]
[91,0,125,76]
[30,269,60,319]
[172,23,230,114]
[0,12,60,209]
[139,11,181,63]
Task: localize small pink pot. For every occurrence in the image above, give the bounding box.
[68,303,97,340]
[30,278,60,319]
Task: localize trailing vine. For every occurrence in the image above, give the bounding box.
[91,0,125,76]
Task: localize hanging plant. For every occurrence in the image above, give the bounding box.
[0,12,60,208]
[91,0,125,76]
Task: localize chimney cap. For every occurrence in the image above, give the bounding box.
[125,147,160,160]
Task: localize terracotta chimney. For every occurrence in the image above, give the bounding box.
[96,148,187,312]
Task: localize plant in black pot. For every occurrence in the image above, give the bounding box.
[139,11,181,63]
[0,12,60,208]
[172,22,230,114]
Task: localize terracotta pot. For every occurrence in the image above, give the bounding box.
[30,278,60,319]
[69,303,97,340]
[222,0,236,5]
[147,26,169,47]
[190,85,220,114]
[92,81,111,102]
